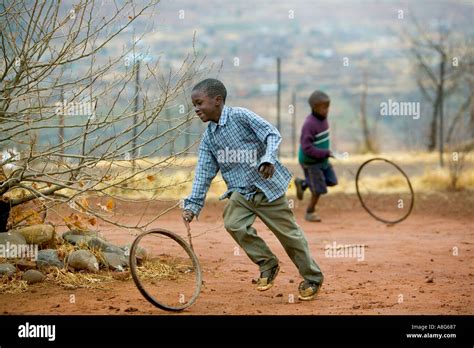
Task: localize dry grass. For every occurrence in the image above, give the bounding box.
[55,239,76,260]
[413,168,474,192]
[0,251,189,293]
[75,241,107,267]
[135,256,193,281]
[5,152,472,202]
[0,259,28,294]
[282,151,474,166]
[101,170,227,200]
[322,169,474,194]
[46,267,115,289]
[94,152,474,199]
[55,237,107,267]
[42,257,189,290]
[0,274,28,294]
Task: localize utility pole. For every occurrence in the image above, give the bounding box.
[165,108,174,156]
[59,87,65,156]
[439,56,445,167]
[184,105,190,157]
[276,57,281,134]
[291,91,297,158]
[132,60,140,171]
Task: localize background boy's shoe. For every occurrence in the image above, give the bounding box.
[256,264,280,291]
[305,211,321,222]
[294,178,305,200]
[298,280,322,301]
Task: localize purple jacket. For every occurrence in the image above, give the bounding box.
[300,113,330,159]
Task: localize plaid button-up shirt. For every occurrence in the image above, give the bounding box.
[184,105,292,217]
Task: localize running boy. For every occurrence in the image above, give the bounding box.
[294,91,338,222]
[182,79,324,300]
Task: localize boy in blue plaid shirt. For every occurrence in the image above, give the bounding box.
[182,79,324,300]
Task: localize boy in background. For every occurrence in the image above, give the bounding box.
[295,91,338,222]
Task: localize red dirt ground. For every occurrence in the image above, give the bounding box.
[1,192,473,315]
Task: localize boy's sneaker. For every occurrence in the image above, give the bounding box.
[305,211,321,222]
[294,178,305,200]
[298,280,323,301]
[256,264,280,291]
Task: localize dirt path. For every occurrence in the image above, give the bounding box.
[1,192,473,315]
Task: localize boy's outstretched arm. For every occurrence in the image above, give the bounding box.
[183,135,219,221]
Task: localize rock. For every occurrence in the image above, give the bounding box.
[0,231,27,246]
[67,250,99,273]
[0,232,35,261]
[103,252,128,271]
[124,307,138,313]
[14,224,54,245]
[0,263,16,276]
[122,244,147,263]
[87,238,123,254]
[37,249,63,269]
[86,238,129,269]
[22,270,45,284]
[62,230,102,245]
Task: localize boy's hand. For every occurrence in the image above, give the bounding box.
[182,210,195,223]
[258,163,275,179]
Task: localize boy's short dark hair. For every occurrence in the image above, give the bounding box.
[192,78,227,103]
[308,90,330,107]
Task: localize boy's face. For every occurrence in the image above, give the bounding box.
[191,90,223,122]
[312,101,330,118]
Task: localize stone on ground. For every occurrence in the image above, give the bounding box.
[22,269,45,284]
[67,250,99,273]
[14,224,55,245]
[0,263,16,277]
[37,249,63,269]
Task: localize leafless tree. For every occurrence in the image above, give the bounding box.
[358,70,377,153]
[0,0,209,232]
[403,17,471,163]
[446,37,474,147]
[350,66,378,154]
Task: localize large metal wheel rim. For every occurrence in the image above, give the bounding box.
[130,228,202,312]
[355,157,414,224]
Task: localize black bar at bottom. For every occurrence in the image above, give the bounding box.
[0,315,472,346]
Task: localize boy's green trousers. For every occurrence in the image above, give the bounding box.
[222,190,324,284]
